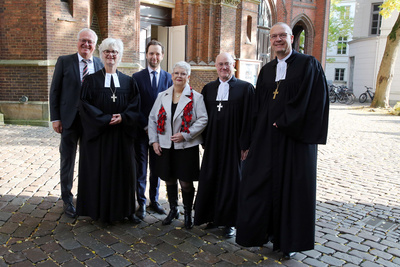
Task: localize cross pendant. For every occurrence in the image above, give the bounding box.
[111,94,117,102]
[273,81,280,100]
[217,102,223,112]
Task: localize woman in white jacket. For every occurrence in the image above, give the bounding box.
[148,61,208,229]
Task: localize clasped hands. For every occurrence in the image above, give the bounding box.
[110,114,122,125]
[153,133,184,156]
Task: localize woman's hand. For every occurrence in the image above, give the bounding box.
[171,133,184,143]
[110,114,122,125]
[153,142,162,156]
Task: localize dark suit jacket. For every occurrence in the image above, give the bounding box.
[50,53,103,129]
[133,68,173,129]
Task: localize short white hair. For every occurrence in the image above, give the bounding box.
[173,61,191,76]
[98,38,124,65]
[77,28,98,44]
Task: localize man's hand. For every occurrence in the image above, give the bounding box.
[241,149,249,161]
[52,121,63,134]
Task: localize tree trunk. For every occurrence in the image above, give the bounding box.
[371,13,400,108]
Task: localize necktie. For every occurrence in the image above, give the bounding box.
[152,71,158,96]
[82,59,89,83]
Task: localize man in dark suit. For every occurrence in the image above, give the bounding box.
[133,40,173,219]
[50,28,103,218]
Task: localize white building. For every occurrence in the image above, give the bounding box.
[348,0,400,104]
[325,0,356,87]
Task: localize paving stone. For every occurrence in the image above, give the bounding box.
[360,261,382,267]
[3,252,27,264]
[369,248,393,260]
[22,247,48,263]
[50,250,73,264]
[302,258,328,267]
[333,252,363,265]
[146,249,171,264]
[347,241,370,252]
[362,240,388,251]
[302,250,321,258]
[325,241,351,252]
[35,260,60,267]
[58,238,82,250]
[85,257,110,267]
[71,246,95,261]
[348,250,377,262]
[234,249,264,263]
[61,259,86,267]
[8,260,35,267]
[10,241,35,252]
[375,257,400,267]
[170,251,194,264]
[124,250,146,263]
[110,242,131,254]
[218,252,245,265]
[104,254,131,267]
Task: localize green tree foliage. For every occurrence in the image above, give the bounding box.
[328,0,354,53]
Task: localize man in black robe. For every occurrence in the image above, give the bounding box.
[194,52,254,238]
[235,22,329,259]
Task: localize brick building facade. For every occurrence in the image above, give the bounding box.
[0,0,329,125]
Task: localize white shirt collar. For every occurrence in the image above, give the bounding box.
[275,50,293,82]
[148,66,161,75]
[104,73,120,88]
[77,53,93,63]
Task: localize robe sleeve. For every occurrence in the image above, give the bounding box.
[239,82,255,150]
[119,77,141,139]
[275,56,329,144]
[79,75,113,140]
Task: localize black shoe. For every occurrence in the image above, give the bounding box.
[281,252,296,260]
[136,205,146,219]
[129,214,141,224]
[205,222,217,229]
[63,203,76,218]
[162,207,179,225]
[149,202,166,215]
[224,226,235,238]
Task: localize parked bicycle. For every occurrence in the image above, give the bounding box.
[329,85,355,105]
[359,86,375,103]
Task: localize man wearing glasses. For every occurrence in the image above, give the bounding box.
[236,22,329,260]
[50,28,103,218]
[194,52,255,238]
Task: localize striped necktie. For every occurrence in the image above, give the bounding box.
[82,59,89,83]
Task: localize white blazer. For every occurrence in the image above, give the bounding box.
[148,84,208,149]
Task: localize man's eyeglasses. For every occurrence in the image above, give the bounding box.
[269,33,290,40]
[79,39,95,45]
[217,62,233,68]
[103,50,119,56]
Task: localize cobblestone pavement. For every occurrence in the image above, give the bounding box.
[0,103,399,266]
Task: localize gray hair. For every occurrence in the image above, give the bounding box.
[77,28,98,44]
[98,38,124,65]
[173,61,191,76]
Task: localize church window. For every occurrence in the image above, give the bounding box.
[370,3,383,35]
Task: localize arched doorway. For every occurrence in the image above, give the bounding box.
[291,16,314,55]
[257,0,273,66]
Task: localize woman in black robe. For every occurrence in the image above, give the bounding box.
[77,38,141,223]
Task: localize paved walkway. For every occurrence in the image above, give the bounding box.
[0,103,399,266]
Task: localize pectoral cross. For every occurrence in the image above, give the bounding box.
[273,81,281,100]
[217,102,223,112]
[111,93,117,102]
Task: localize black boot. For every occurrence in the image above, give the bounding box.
[162,184,179,225]
[182,187,195,229]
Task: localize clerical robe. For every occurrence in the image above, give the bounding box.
[77,69,140,223]
[194,76,254,227]
[236,51,329,253]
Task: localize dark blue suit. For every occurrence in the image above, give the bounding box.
[133,68,173,206]
[50,53,103,204]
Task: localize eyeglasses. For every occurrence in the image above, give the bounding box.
[173,72,188,77]
[103,50,119,56]
[269,33,290,40]
[79,39,95,45]
[217,62,233,68]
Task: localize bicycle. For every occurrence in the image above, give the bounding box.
[359,86,375,103]
[329,85,354,105]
